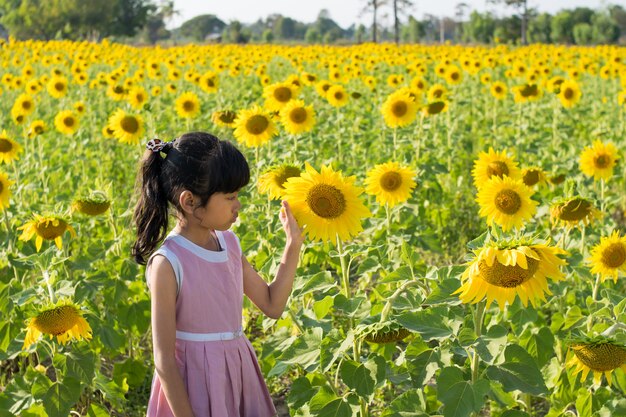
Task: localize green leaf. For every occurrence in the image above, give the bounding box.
[308,385,339,413]
[63,344,96,382]
[317,398,353,417]
[340,359,376,397]
[313,295,335,319]
[564,305,585,330]
[19,403,47,417]
[381,389,428,416]
[396,307,452,341]
[423,278,462,305]
[501,411,530,417]
[287,377,318,410]
[436,367,487,417]
[575,388,592,417]
[320,329,354,373]
[522,327,554,368]
[43,377,83,417]
[87,403,111,417]
[113,358,148,388]
[278,327,322,371]
[333,294,366,317]
[406,347,440,386]
[485,344,548,395]
[292,271,336,297]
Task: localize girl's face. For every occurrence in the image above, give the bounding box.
[194,191,241,231]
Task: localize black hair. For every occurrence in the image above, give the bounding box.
[132,132,250,265]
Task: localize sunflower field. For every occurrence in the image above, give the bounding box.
[0,38,626,417]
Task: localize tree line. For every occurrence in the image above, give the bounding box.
[0,0,624,45]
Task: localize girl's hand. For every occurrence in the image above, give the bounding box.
[279,200,305,247]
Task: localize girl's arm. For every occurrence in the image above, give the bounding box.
[149,256,195,417]
[243,200,304,319]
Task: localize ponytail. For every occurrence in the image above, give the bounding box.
[132,149,170,265]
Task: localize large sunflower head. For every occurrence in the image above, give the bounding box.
[453,238,567,310]
[46,76,68,98]
[23,300,92,349]
[588,231,626,283]
[71,190,111,216]
[0,130,23,164]
[282,164,371,243]
[364,162,416,208]
[17,213,77,251]
[567,337,626,386]
[356,321,412,344]
[476,176,538,231]
[381,91,418,128]
[233,105,278,148]
[54,110,80,136]
[258,164,302,200]
[280,100,315,135]
[175,91,201,119]
[0,171,14,209]
[550,196,601,228]
[107,109,145,145]
[579,140,619,181]
[263,82,296,111]
[472,147,521,188]
[326,85,349,107]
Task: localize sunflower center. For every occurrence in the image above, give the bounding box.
[523,169,540,186]
[487,161,510,178]
[391,101,408,117]
[219,111,237,124]
[246,115,269,135]
[495,189,522,215]
[478,256,540,288]
[63,117,75,128]
[432,89,443,98]
[556,198,592,221]
[35,218,68,240]
[33,305,79,336]
[451,72,459,80]
[0,139,13,152]
[121,116,139,133]
[289,108,307,124]
[22,100,32,110]
[495,86,503,93]
[274,87,292,103]
[306,184,346,219]
[113,86,124,94]
[334,91,344,100]
[207,79,215,87]
[54,82,65,92]
[573,343,626,372]
[601,242,626,269]
[563,88,574,100]
[136,93,145,102]
[0,181,3,194]
[380,172,402,191]
[594,154,610,169]
[34,125,44,134]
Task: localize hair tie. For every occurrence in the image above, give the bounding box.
[146,138,175,153]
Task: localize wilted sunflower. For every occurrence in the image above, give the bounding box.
[588,231,626,283]
[477,176,537,231]
[175,91,201,119]
[558,80,581,108]
[233,105,277,147]
[422,101,448,116]
[490,81,507,100]
[280,100,315,135]
[453,239,567,310]
[567,338,626,386]
[258,164,302,200]
[326,85,349,107]
[212,110,238,128]
[579,140,619,181]
[282,164,370,243]
[72,191,111,216]
[107,109,145,145]
[18,214,76,251]
[263,82,296,112]
[550,196,601,228]
[521,167,547,187]
[472,147,521,188]
[356,321,412,344]
[0,171,14,209]
[23,300,92,349]
[0,130,23,164]
[46,76,68,98]
[381,91,418,128]
[364,162,416,208]
[54,110,80,135]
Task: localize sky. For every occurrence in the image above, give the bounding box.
[168,0,610,29]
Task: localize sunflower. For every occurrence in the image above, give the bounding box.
[282,164,370,243]
[127,86,148,109]
[588,231,626,283]
[0,131,23,164]
[0,171,14,209]
[579,140,619,181]
[71,191,111,216]
[199,72,218,93]
[326,85,349,107]
[567,338,626,386]
[512,83,541,103]
[46,76,68,98]
[258,164,302,200]
[174,91,201,119]
[54,110,80,135]
[23,300,92,349]
[453,239,567,310]
[472,148,521,188]
[550,196,601,228]
[12,93,35,117]
[263,82,296,112]
[364,162,416,208]
[18,214,77,251]
[422,101,448,116]
[107,109,145,145]
[280,100,315,135]
[381,91,418,128]
[212,110,238,128]
[427,84,447,101]
[558,80,582,108]
[356,321,412,344]
[521,167,547,187]
[477,176,537,231]
[490,82,507,100]
[233,105,278,147]
[444,65,463,85]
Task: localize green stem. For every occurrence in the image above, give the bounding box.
[380,280,424,322]
[392,127,397,160]
[42,269,56,304]
[588,274,602,332]
[288,308,305,334]
[471,301,486,384]
[385,203,392,249]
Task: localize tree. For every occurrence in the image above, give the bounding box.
[455,2,469,43]
[591,12,619,44]
[609,5,626,43]
[222,20,249,44]
[361,0,387,43]
[178,14,225,42]
[573,23,593,45]
[355,24,366,43]
[488,0,530,44]
[401,15,423,43]
[304,26,321,43]
[391,0,413,44]
[528,12,551,43]
[463,10,495,43]
[551,10,574,43]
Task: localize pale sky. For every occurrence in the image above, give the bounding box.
[168,0,612,29]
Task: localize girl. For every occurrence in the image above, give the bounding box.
[132,132,304,417]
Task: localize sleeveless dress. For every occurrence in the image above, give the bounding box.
[145,230,277,417]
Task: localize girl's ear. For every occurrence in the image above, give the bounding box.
[179,190,195,214]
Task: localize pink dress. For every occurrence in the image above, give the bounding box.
[146,230,277,417]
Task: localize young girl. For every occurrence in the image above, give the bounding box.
[132,132,304,417]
